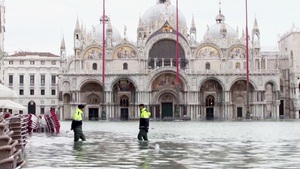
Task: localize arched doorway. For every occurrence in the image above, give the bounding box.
[230,80,255,119]
[205,95,215,120]
[80,82,102,120]
[200,79,223,120]
[112,79,137,120]
[159,93,176,120]
[28,101,36,114]
[151,73,184,120]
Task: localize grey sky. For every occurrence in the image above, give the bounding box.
[4,0,300,55]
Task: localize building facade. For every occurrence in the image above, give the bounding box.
[2,52,60,115]
[58,0,284,121]
[278,27,300,119]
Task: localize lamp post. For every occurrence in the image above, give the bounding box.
[245,0,251,119]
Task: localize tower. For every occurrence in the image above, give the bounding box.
[252,18,260,56]
[74,17,82,57]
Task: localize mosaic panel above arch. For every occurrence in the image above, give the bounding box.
[228,47,246,59]
[113,46,137,59]
[84,47,103,59]
[196,46,219,58]
[152,73,183,91]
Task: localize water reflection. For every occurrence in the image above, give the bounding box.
[24,121,300,168]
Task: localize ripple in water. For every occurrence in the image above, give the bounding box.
[24,121,300,168]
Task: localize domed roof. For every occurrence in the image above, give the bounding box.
[90,16,122,42]
[204,10,238,40]
[204,23,238,39]
[141,0,187,30]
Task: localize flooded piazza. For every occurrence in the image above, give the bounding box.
[24,120,300,169]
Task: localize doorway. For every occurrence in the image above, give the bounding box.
[206,107,214,120]
[237,107,243,118]
[120,108,129,120]
[162,103,173,119]
[89,108,99,121]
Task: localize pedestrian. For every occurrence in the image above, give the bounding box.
[71,104,86,142]
[137,104,151,141]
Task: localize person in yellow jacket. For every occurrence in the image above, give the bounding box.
[71,104,86,142]
[137,104,151,141]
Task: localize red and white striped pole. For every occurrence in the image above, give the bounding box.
[102,0,105,90]
[176,0,180,86]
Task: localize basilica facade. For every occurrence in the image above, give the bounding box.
[58,0,288,121]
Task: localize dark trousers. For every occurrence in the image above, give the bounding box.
[74,127,86,142]
[137,129,148,141]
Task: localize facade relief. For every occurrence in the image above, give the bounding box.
[84,47,103,59]
[196,46,219,58]
[152,74,182,91]
[113,46,137,59]
[229,47,246,58]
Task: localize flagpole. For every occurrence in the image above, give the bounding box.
[175,0,180,118]
[245,0,250,119]
[176,0,179,85]
[102,0,106,120]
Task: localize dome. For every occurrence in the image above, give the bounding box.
[204,22,238,39]
[90,16,122,42]
[204,10,238,40]
[141,0,187,31]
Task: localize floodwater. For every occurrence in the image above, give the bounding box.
[24,120,300,169]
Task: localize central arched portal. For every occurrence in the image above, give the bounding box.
[80,82,103,120]
[159,93,176,120]
[151,72,184,120]
[112,79,137,120]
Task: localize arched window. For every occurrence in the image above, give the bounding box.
[205,95,215,106]
[123,63,128,70]
[92,63,97,70]
[120,95,129,107]
[205,62,210,70]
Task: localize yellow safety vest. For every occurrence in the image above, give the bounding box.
[73,108,83,121]
[140,108,151,118]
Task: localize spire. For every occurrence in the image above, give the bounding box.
[74,17,80,33]
[137,15,144,31]
[190,14,196,30]
[252,17,260,35]
[60,37,66,50]
[215,0,225,23]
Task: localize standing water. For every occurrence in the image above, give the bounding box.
[24,120,300,169]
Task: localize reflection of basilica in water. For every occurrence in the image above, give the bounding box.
[57,0,299,121]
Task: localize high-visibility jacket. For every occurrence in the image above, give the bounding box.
[139,107,151,130]
[73,108,83,121]
[140,108,151,118]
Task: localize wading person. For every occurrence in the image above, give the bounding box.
[71,104,86,142]
[138,104,151,141]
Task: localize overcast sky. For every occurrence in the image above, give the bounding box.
[4,0,300,55]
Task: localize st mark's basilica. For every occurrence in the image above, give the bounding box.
[57,0,293,121]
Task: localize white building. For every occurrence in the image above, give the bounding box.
[2,52,60,115]
[57,0,283,121]
[278,27,300,118]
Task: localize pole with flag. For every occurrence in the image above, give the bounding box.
[176,0,180,86]
[245,0,250,119]
[102,0,106,120]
